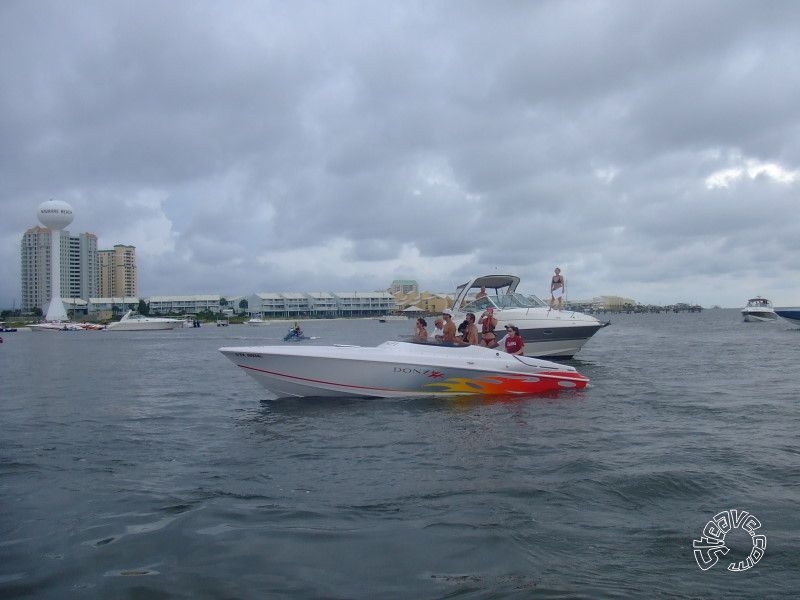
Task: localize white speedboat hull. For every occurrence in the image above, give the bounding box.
[106,310,183,331]
[246,319,271,326]
[490,307,606,357]
[29,322,85,332]
[106,320,182,331]
[742,311,778,323]
[220,340,589,399]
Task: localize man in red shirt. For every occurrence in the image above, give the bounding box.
[503,324,525,355]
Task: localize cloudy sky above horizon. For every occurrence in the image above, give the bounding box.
[2,0,799,308]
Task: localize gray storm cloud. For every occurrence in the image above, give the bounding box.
[1,0,799,307]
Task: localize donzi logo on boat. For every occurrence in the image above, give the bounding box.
[693,509,766,571]
[393,367,444,378]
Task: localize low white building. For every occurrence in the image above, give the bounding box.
[147,295,221,314]
[306,292,338,318]
[333,291,395,316]
[247,292,282,318]
[88,297,140,317]
[63,297,89,316]
[247,291,396,318]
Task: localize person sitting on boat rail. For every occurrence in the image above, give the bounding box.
[442,309,457,344]
[414,317,428,341]
[479,307,498,348]
[503,324,525,355]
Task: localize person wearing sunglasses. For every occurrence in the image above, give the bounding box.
[503,324,525,355]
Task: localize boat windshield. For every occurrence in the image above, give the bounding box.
[459,292,548,313]
[747,298,769,307]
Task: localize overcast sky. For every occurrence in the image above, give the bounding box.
[2,1,799,308]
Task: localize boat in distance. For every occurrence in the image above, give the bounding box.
[246,318,271,326]
[741,297,777,322]
[219,340,589,399]
[451,275,608,358]
[774,307,800,326]
[105,310,183,331]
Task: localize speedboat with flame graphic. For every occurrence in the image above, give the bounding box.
[219,340,588,399]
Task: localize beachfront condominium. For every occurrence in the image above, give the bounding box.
[68,231,98,300]
[20,227,98,312]
[98,244,138,298]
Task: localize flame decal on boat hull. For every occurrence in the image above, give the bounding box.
[423,372,588,395]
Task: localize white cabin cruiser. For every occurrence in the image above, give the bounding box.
[246,318,271,326]
[451,275,608,358]
[741,297,777,322]
[220,340,589,399]
[106,310,183,331]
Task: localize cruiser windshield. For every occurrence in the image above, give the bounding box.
[459,292,547,313]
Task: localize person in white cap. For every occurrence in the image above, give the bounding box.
[430,317,444,342]
[441,308,457,344]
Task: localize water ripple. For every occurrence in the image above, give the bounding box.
[1,312,797,598]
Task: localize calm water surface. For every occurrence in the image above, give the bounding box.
[1,311,798,598]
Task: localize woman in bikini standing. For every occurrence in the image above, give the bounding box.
[479,307,498,348]
[550,267,565,310]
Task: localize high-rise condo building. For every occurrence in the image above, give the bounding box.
[68,232,98,300]
[98,245,138,298]
[20,227,99,312]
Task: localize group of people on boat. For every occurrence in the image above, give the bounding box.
[405,266,569,353]
[413,308,524,355]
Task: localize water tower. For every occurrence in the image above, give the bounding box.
[37,200,74,322]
